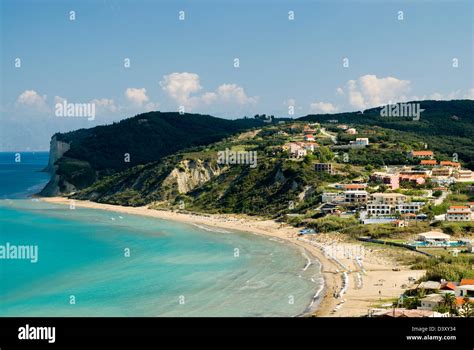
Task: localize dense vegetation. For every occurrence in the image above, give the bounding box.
[49,112,263,190]
[300,100,474,166]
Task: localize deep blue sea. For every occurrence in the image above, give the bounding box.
[0,152,323,316]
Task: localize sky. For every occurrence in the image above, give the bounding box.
[1,0,473,151]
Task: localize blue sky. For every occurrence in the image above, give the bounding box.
[1,0,473,150]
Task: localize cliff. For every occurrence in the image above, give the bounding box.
[39,135,73,196]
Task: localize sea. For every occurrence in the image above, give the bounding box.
[0,152,323,316]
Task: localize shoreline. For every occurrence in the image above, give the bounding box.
[38,196,424,317]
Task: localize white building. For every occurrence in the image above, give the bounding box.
[285,143,307,159]
[367,203,392,216]
[370,193,406,205]
[355,138,369,146]
[344,190,368,204]
[396,202,425,214]
[446,206,472,221]
[456,285,474,298]
[466,240,474,253]
[418,294,444,311]
[322,192,344,203]
[417,231,450,242]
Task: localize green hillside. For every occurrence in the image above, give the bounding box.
[299,100,474,164]
[43,112,263,193]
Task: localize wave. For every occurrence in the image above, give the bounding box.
[240,280,268,290]
[192,223,231,234]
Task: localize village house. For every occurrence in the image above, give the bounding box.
[465,240,474,253]
[367,194,422,216]
[346,128,357,135]
[344,190,368,204]
[455,279,474,298]
[284,142,307,159]
[367,203,393,216]
[431,167,452,177]
[454,169,473,180]
[399,174,426,186]
[319,203,341,215]
[440,281,458,292]
[420,159,437,167]
[417,231,450,243]
[393,219,408,227]
[416,281,442,293]
[370,193,407,205]
[446,205,472,221]
[301,142,319,152]
[410,150,434,159]
[321,192,345,204]
[400,168,430,177]
[353,137,369,146]
[315,163,334,174]
[342,184,367,191]
[439,161,461,168]
[418,294,444,311]
[395,202,425,214]
[370,172,400,190]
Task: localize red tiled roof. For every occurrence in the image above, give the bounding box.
[460,279,474,286]
[344,184,366,189]
[412,151,433,156]
[440,161,461,167]
[441,282,457,290]
[420,160,437,165]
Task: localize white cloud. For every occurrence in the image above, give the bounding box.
[417,88,474,101]
[15,90,49,112]
[215,84,257,105]
[159,72,202,107]
[341,75,411,109]
[159,72,257,109]
[125,88,149,106]
[201,92,218,105]
[336,87,344,95]
[309,101,339,114]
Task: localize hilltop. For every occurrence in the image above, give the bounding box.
[300,100,474,166]
[39,112,263,195]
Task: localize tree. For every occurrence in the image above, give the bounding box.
[441,293,456,315]
[459,297,474,317]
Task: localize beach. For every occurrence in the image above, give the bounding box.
[40,197,425,317]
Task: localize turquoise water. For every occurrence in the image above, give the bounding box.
[0,153,323,316]
[0,152,50,199]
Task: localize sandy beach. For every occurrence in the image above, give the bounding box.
[40,197,425,317]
